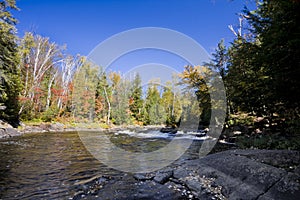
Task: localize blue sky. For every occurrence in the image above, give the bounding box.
[13,0,256,74]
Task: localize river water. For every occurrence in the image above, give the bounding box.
[0,129,206,199]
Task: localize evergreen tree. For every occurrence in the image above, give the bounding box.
[144,82,166,125]
[95,70,111,124]
[129,73,143,122]
[72,60,98,122]
[0,0,21,126]
[225,0,300,134]
[227,1,299,112]
[111,75,131,125]
[205,39,228,79]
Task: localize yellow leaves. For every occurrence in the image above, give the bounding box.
[109,71,121,87]
[179,65,212,91]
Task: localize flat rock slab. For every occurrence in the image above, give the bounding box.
[175,149,300,200]
[75,149,300,200]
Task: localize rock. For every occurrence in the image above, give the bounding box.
[77,149,300,200]
[173,167,191,179]
[86,175,184,200]
[160,127,178,134]
[0,127,21,138]
[0,128,6,138]
[258,172,300,200]
[154,170,173,184]
[0,120,13,128]
[5,128,20,137]
[133,173,155,181]
[49,123,65,131]
[186,178,202,191]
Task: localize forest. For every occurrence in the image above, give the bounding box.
[1,0,299,149]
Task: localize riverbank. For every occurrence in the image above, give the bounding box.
[72,149,300,200]
[0,120,166,139]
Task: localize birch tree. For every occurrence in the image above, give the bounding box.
[56,55,82,110]
[19,32,63,115]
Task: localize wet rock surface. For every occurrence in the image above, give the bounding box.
[75,149,300,200]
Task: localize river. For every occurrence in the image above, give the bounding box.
[0,129,206,199]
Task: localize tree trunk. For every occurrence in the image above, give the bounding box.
[46,73,56,111]
[103,87,111,124]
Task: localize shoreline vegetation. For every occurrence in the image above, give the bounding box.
[1,115,299,151]
[1,1,300,151]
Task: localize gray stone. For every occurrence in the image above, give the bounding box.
[154,170,173,184]
[0,127,21,138]
[133,173,155,181]
[75,149,300,200]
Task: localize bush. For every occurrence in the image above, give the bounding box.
[236,134,300,150]
[40,107,59,122]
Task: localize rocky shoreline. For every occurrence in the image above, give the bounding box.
[0,120,168,139]
[73,149,300,200]
[0,121,71,138]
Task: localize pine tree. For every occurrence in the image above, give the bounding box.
[129,73,143,122]
[0,0,21,126]
[144,81,166,125]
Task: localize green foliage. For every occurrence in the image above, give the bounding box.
[110,73,132,125]
[72,60,98,121]
[0,0,21,126]
[210,0,300,150]
[143,82,166,125]
[179,65,212,127]
[225,0,300,135]
[205,39,228,79]
[40,106,59,122]
[227,113,255,127]
[236,134,300,151]
[129,74,143,122]
[95,70,111,123]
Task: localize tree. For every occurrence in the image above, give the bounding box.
[249,0,300,111]
[227,0,300,111]
[56,55,82,111]
[161,78,182,126]
[129,73,143,122]
[19,32,63,118]
[205,39,228,79]
[161,83,174,125]
[72,59,98,122]
[95,70,111,124]
[0,0,21,126]
[144,80,166,125]
[179,65,212,127]
[225,0,300,134]
[109,72,132,125]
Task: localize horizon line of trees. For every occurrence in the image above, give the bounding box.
[1,0,299,135]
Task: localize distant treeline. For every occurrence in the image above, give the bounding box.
[1,0,299,135]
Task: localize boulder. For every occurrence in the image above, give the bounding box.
[160,127,178,134]
[0,127,21,138]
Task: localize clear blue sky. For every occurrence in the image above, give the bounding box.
[13,0,256,74]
